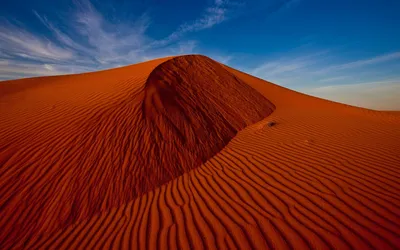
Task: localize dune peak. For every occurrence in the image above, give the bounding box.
[137,55,275,190]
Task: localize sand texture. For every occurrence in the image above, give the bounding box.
[1,55,400,249]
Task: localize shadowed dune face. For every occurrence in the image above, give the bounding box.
[0,55,274,248]
[140,55,275,186]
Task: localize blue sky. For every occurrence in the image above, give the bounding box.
[1,0,400,110]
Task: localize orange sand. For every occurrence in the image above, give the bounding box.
[1,55,400,249]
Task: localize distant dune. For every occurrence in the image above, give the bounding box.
[1,55,399,249]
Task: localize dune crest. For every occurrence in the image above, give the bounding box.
[140,55,275,186]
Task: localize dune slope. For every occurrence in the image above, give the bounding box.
[1,55,400,249]
[0,55,274,249]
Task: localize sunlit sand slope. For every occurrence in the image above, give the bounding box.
[0,55,274,249]
[1,55,400,249]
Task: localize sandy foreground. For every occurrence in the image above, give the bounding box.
[1,55,399,249]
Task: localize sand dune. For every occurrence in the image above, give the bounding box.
[1,55,400,249]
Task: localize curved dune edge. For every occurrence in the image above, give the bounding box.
[138,55,274,190]
[0,55,274,248]
[1,55,400,249]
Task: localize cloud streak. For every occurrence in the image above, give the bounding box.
[247,49,400,110]
[0,24,75,62]
[250,51,330,85]
[250,50,400,84]
[0,0,237,80]
[313,52,400,74]
[305,79,400,110]
[151,0,232,48]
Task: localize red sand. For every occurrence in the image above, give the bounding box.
[1,55,400,249]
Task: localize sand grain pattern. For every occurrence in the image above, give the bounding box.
[0,55,400,249]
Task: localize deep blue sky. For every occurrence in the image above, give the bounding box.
[1,0,400,109]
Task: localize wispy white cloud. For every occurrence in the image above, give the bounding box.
[174,40,198,54]
[250,50,400,86]
[0,24,75,62]
[0,0,239,80]
[319,75,350,82]
[209,54,233,64]
[182,0,231,31]
[253,61,308,76]
[250,51,329,82]
[1,0,154,80]
[73,1,150,58]
[151,0,234,48]
[246,49,400,109]
[33,10,92,53]
[309,79,400,92]
[313,52,400,74]
[304,79,400,110]
[140,40,199,62]
[0,59,96,79]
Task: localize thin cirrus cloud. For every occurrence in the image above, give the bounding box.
[149,0,231,48]
[318,76,350,83]
[252,51,329,74]
[0,59,97,77]
[304,79,400,110]
[250,50,400,82]
[312,52,400,74]
[249,51,330,85]
[248,50,400,110]
[250,50,400,85]
[0,24,75,62]
[0,0,235,80]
